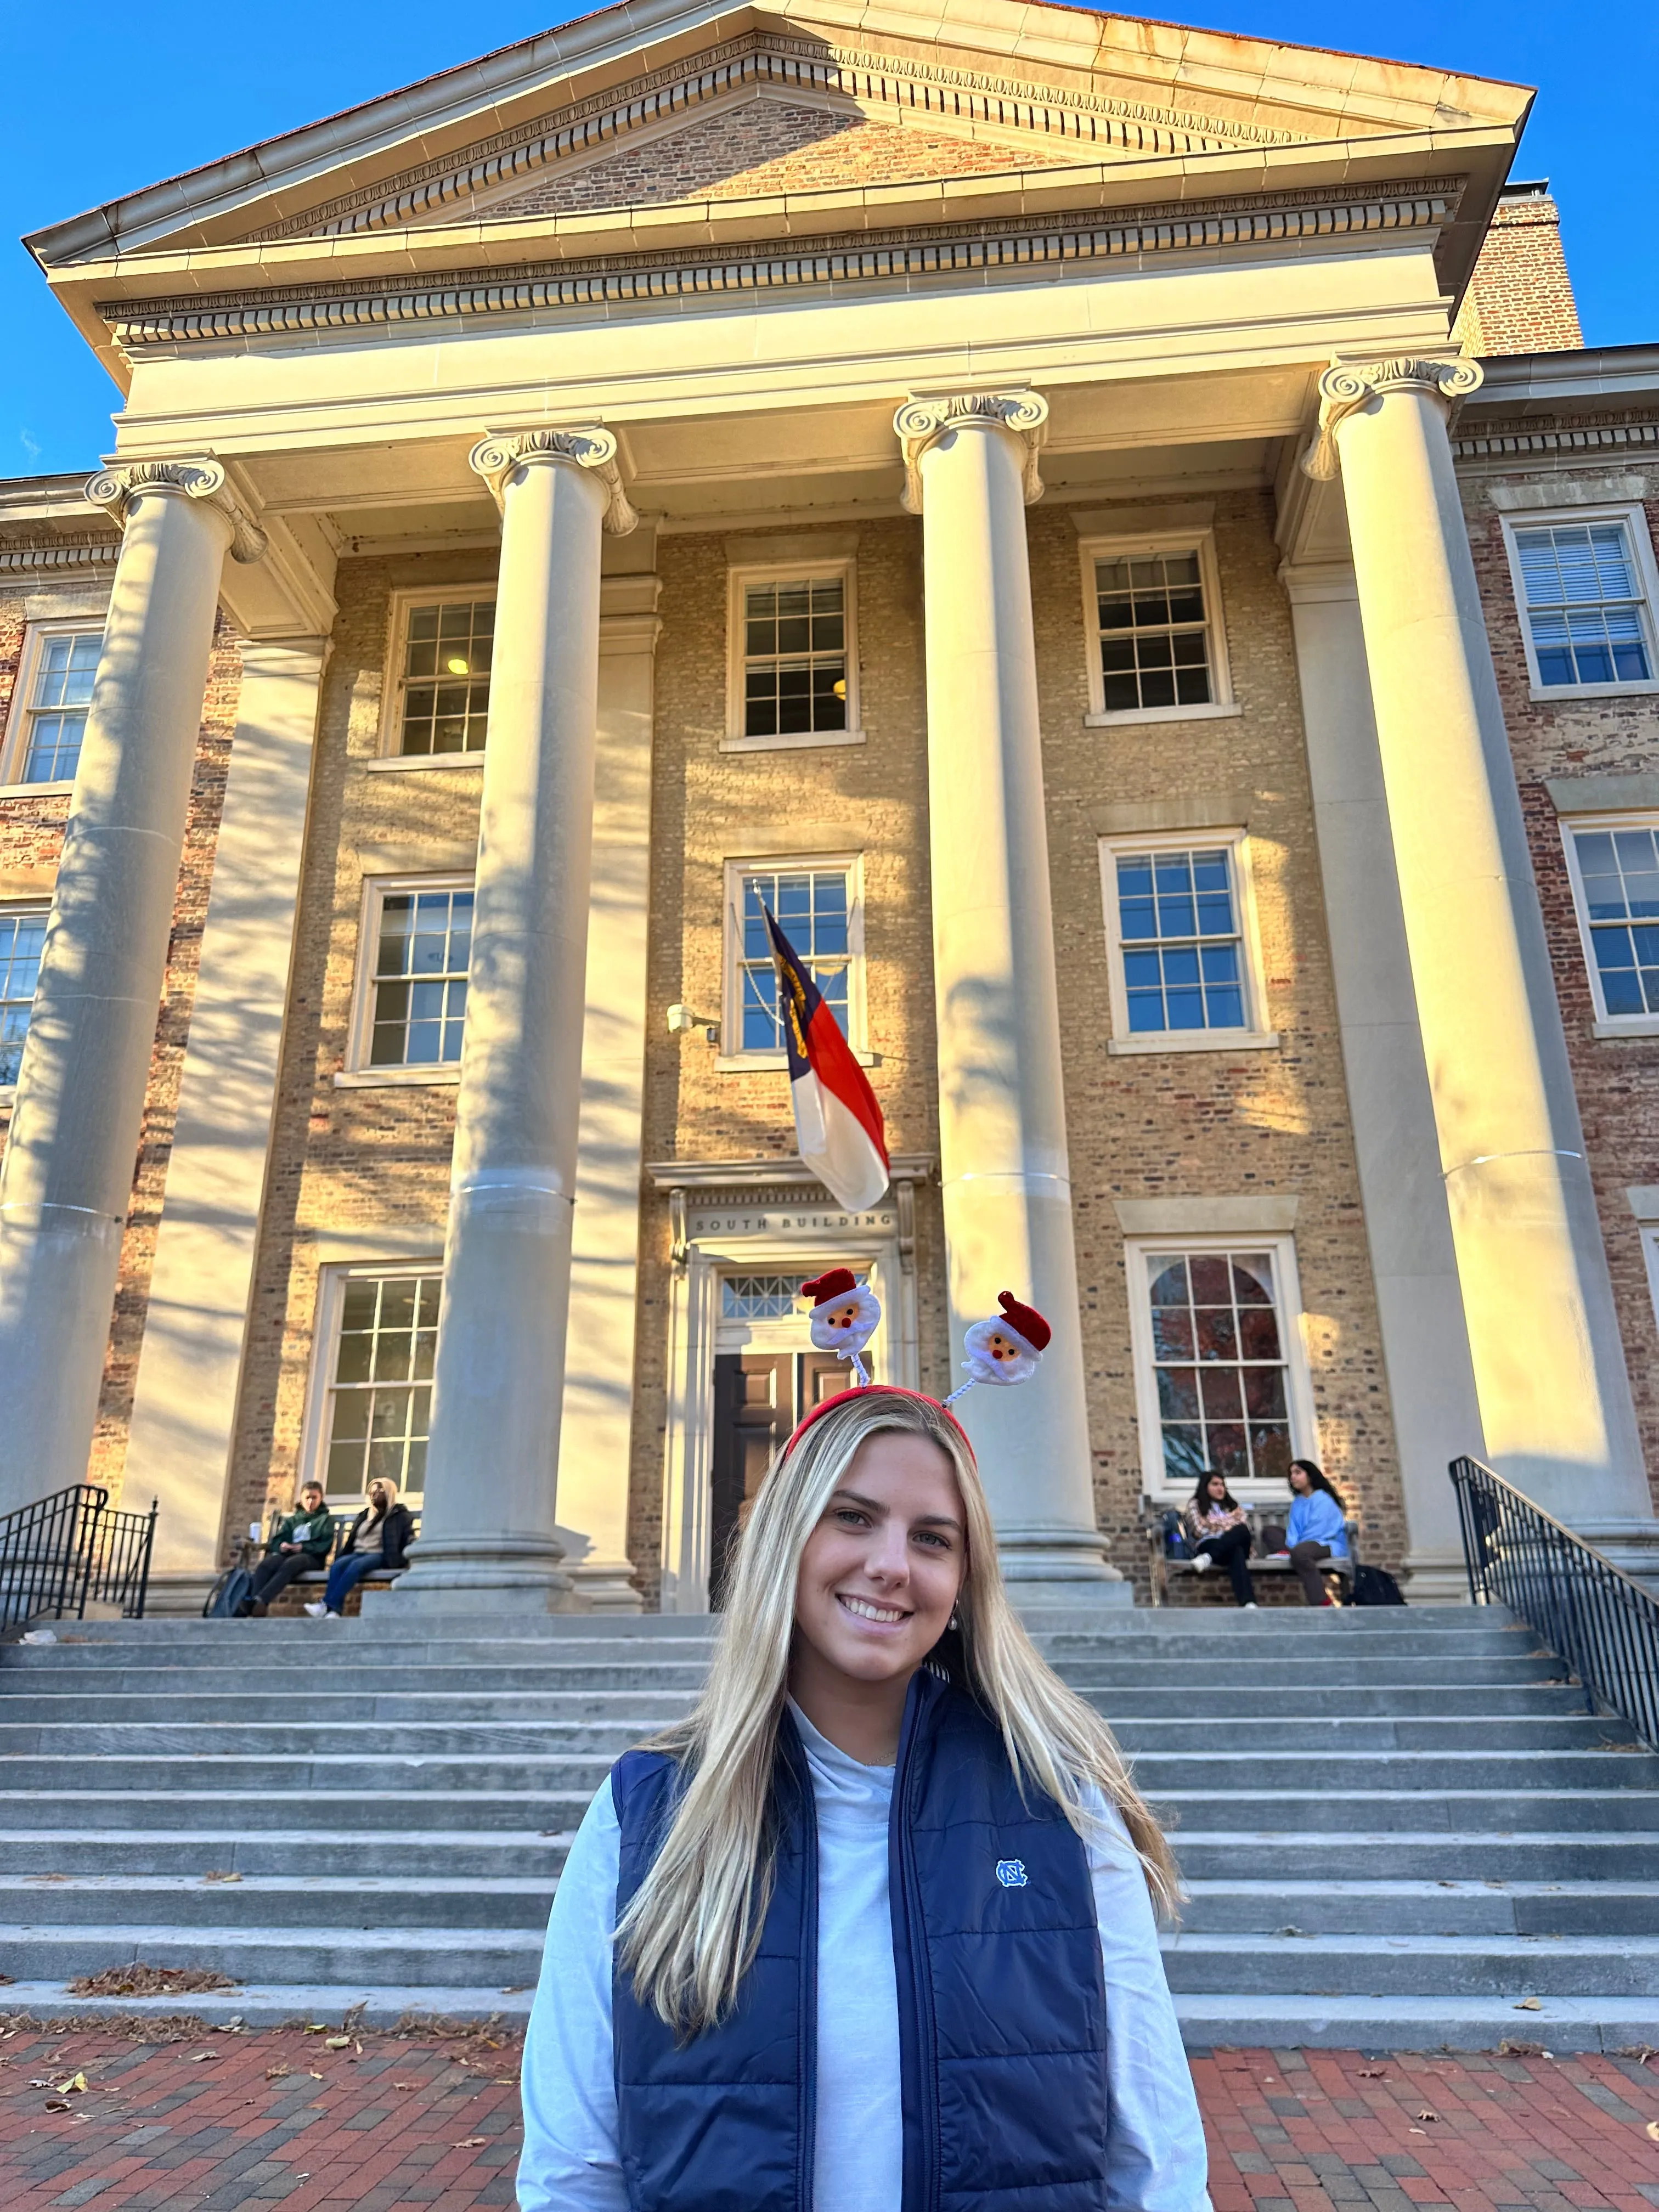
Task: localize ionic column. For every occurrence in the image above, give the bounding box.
[894,394,1124,1604]
[392,429,637,1612]
[1305,361,1654,1563]
[0,460,264,1517]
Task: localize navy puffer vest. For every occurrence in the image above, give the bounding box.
[612,1664,1109,2212]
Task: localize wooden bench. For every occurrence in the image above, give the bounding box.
[1144,1508,1359,1608]
[263,1510,419,1616]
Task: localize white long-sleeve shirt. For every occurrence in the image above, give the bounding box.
[518,1703,1211,2212]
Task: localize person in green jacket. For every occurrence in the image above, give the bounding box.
[240,1481,336,1615]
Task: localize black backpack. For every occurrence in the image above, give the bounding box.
[204,1565,254,1618]
[1351,1562,1406,1607]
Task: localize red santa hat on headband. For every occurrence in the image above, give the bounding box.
[801,1268,882,1386]
[950,1291,1051,1400]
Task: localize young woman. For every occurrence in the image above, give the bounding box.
[303,1476,411,1618]
[518,1385,1211,2212]
[1180,1471,1256,1606]
[1281,1459,1349,1606]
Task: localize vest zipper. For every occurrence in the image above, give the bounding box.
[890,1675,940,2212]
[794,1722,819,2212]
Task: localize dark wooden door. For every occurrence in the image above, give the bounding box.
[709,1351,849,1606]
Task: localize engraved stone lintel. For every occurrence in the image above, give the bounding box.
[83,458,268,563]
[468,427,639,535]
[892,391,1050,515]
[1300,356,1486,481]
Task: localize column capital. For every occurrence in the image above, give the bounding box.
[469,427,638,535]
[1301,357,1484,482]
[893,391,1049,515]
[84,458,267,564]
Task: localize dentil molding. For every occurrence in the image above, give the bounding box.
[894,391,1049,514]
[83,459,268,563]
[468,428,639,536]
[1301,357,1485,481]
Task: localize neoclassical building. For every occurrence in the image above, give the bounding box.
[1,0,1656,1612]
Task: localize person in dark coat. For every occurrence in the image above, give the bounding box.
[240,1480,335,1615]
[304,1477,413,1617]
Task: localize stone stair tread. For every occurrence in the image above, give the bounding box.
[0,1981,537,2026]
[1171,1993,1659,2053]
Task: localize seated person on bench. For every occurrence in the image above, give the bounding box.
[1180,1470,1257,1607]
[1273,1459,1350,1606]
[240,1481,335,1616]
[305,1477,414,1617]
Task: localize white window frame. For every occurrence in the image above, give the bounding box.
[0,899,52,1093]
[302,1257,444,1510]
[1077,530,1238,727]
[337,871,473,1086]
[371,586,498,769]
[719,853,868,1070]
[1097,826,1277,1056]
[1124,1229,1320,1503]
[1499,505,1659,703]
[1,618,105,791]
[1641,1226,1659,1344]
[723,558,864,753]
[1559,812,1659,1039]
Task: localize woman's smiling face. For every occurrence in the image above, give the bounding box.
[792,1430,966,1689]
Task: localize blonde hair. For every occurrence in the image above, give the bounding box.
[618,1387,1180,2037]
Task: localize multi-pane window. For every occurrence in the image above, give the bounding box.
[14,630,100,783]
[368,885,473,1066]
[1514,522,1653,689]
[0,906,48,1085]
[397,599,493,755]
[1143,1249,1293,1487]
[722,1274,806,1322]
[1094,551,1212,712]
[1567,822,1659,1019]
[323,1272,441,1502]
[741,578,848,738]
[1114,845,1247,1033]
[734,867,853,1052]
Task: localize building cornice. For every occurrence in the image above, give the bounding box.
[253,32,1296,245]
[1452,416,1659,464]
[0,534,119,574]
[647,1154,933,1195]
[101,179,1457,352]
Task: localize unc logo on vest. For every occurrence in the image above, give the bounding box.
[995,1858,1029,1889]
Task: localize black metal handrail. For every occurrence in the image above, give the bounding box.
[0,1482,156,1633]
[1450,1455,1658,1751]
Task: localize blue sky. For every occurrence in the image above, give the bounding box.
[4,0,1654,479]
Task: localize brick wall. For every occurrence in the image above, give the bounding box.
[0,570,244,1508]
[1461,465,1659,1509]
[485,100,1032,217]
[1456,190,1584,357]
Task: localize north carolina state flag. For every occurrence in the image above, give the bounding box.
[764,906,889,1213]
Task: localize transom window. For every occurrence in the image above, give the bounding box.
[1143,1249,1293,1488]
[397,599,494,755]
[0,906,48,1086]
[1115,846,1246,1033]
[722,1275,806,1322]
[741,579,848,739]
[1513,522,1654,689]
[1566,821,1659,1020]
[323,1271,441,1503]
[367,884,473,1067]
[13,630,100,783]
[732,866,854,1054]
[1094,551,1212,712]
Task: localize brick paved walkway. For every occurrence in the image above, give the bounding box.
[0,2016,1655,2209]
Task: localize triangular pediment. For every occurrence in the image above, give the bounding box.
[29,0,1533,271]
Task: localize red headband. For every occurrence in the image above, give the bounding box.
[784,1383,977,1462]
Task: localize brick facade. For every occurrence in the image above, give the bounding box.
[1455,188,1584,357]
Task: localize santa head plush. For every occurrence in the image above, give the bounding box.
[801,1268,882,1385]
[953,1291,1052,1396]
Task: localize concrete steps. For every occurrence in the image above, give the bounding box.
[2,1606,1654,2050]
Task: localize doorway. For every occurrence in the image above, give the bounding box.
[708,1351,843,1606]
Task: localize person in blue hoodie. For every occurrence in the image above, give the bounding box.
[1280,1459,1350,1605]
[517,1381,1211,2212]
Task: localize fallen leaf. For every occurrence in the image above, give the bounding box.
[44,2099,71,2112]
[1408,2128,1424,2136]
[264,2065,291,2081]
[1646,2121,1659,2145]
[53,2073,87,2095]
[202,1870,241,1884]
[324,2036,352,2050]
[492,2077,518,2086]
[188,2051,221,2063]
[308,2070,324,2080]
[393,2080,421,2091]
[499,1985,531,1994]
[304,2023,327,2034]
[1417,2111,1439,2124]
[454,2136,488,2149]
[1357,2069,1387,2079]
[1514,1997,1543,2011]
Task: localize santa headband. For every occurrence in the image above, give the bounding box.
[789,1271,1051,1430]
